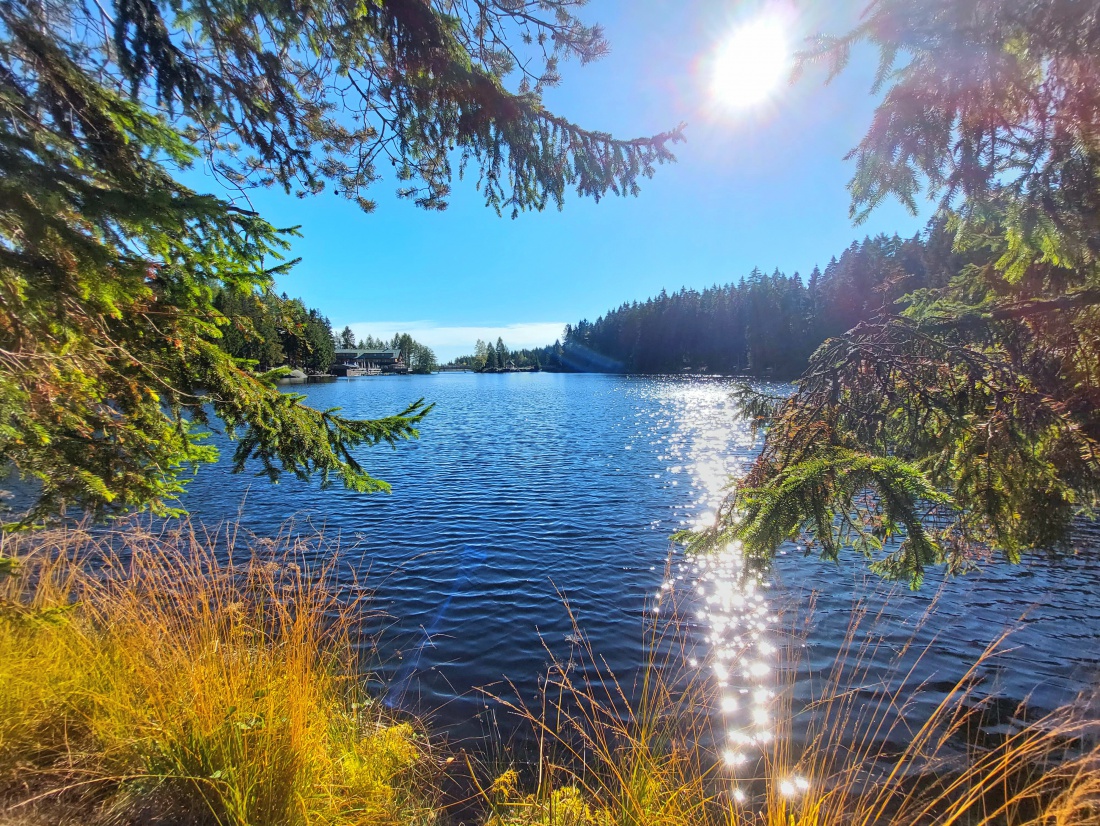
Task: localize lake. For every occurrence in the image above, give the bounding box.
[179,373,1100,753]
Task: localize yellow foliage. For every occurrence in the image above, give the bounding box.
[491,769,521,803]
[488,786,613,826]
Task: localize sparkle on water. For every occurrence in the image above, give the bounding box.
[646,382,808,802]
[176,374,1097,800]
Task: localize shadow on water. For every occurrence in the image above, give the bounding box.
[385,544,488,710]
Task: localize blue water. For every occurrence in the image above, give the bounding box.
[178,373,1100,745]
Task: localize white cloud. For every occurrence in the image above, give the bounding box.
[345,321,567,361]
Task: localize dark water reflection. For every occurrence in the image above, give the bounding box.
[177,373,1100,751]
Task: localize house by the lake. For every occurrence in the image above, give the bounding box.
[331,348,408,376]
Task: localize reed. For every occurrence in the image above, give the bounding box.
[0,522,439,826]
[759,595,1099,826]
[1,526,1095,826]
[482,564,1099,826]
[480,583,725,826]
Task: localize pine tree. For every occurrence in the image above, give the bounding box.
[409,343,438,374]
[302,310,335,373]
[693,0,1100,586]
[484,343,499,371]
[0,0,679,522]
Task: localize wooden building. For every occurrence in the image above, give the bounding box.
[331,348,408,376]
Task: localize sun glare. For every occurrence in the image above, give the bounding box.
[711,15,790,110]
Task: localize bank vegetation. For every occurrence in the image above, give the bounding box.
[0,526,1095,826]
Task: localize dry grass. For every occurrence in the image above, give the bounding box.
[758,597,1100,826]
[1,526,1096,826]
[478,584,727,826]
[0,522,439,826]
[480,564,1099,826]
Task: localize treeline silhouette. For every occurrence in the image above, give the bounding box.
[553,222,964,376]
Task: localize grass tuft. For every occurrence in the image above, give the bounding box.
[0,522,438,826]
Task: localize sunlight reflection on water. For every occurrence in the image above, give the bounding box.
[176,373,1100,755]
[643,380,809,798]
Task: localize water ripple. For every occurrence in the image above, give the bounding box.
[179,373,1100,744]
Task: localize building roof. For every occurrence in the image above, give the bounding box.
[334,348,401,360]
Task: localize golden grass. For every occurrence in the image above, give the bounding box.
[1,526,1096,826]
[0,522,438,826]
[480,586,727,826]
[481,571,1099,826]
[759,597,1100,826]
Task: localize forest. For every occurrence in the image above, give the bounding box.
[227,223,965,381]
[453,337,559,371]
[213,290,336,373]
[211,291,438,376]
[458,219,966,376]
[554,220,965,376]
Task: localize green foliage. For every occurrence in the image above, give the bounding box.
[687,446,949,589]
[473,339,490,370]
[809,0,1100,282]
[106,0,683,216]
[484,342,500,371]
[1,0,675,522]
[456,337,550,371]
[407,342,438,374]
[0,19,428,521]
[502,227,959,377]
[357,334,389,350]
[271,295,336,373]
[703,0,1100,584]
[214,289,287,371]
[696,307,1100,584]
[388,332,437,373]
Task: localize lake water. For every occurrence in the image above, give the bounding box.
[179,373,1100,755]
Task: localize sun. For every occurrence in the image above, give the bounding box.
[711,15,790,110]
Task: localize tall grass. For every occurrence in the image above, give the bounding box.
[479,585,725,826]
[761,597,1100,826]
[1,526,1096,826]
[0,522,438,826]
[481,566,1099,826]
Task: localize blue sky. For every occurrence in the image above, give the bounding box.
[191,0,932,361]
